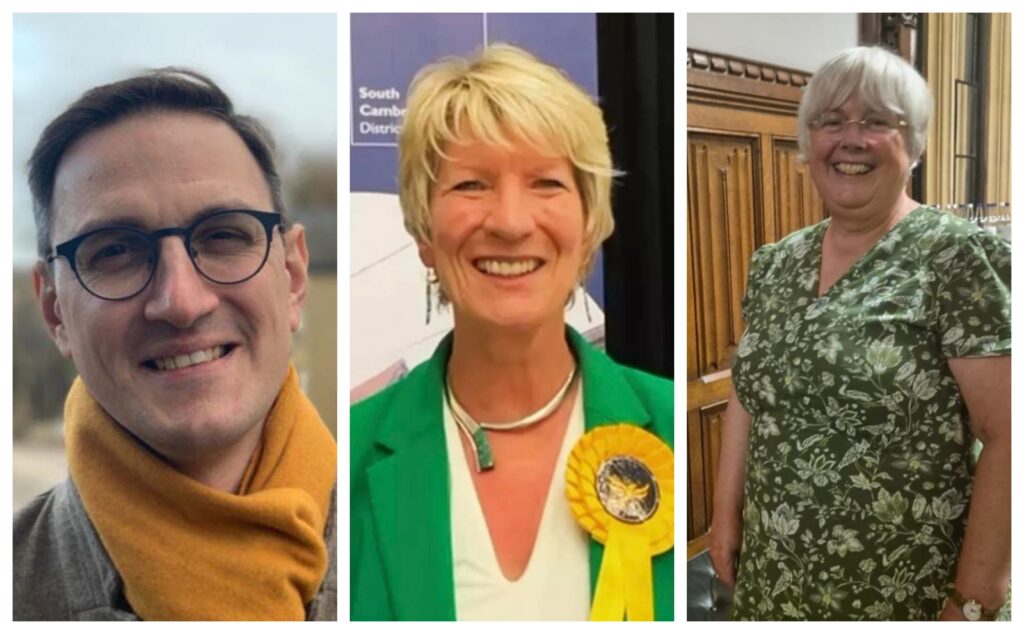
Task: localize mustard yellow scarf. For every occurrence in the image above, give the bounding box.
[65,365,336,621]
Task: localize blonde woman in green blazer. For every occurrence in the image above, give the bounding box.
[350,45,674,621]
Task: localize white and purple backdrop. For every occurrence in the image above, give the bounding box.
[350,13,606,402]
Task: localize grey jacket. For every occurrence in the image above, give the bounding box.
[13,478,338,621]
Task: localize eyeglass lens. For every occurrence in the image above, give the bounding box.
[74,211,271,299]
[817,114,899,135]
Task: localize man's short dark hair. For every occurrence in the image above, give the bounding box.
[28,67,286,257]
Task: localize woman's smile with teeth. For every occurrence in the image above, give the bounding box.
[150,345,228,371]
[834,162,873,175]
[474,258,542,277]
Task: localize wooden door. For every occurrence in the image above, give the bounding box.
[686,50,825,555]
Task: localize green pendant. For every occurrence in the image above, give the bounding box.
[472,427,495,471]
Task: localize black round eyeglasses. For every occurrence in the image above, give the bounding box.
[45,209,283,301]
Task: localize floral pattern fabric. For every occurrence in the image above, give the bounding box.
[731,207,1011,620]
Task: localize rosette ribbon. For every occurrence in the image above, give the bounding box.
[566,424,673,621]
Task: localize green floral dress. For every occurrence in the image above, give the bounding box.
[731,207,1011,620]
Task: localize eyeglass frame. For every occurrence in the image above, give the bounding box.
[44,209,284,301]
[811,114,909,136]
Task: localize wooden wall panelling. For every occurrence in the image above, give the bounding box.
[688,102,799,137]
[686,401,728,544]
[773,137,824,236]
[686,238,700,380]
[687,131,759,376]
[686,130,753,544]
[702,402,725,540]
[686,125,761,546]
[686,409,706,541]
[774,140,803,235]
[686,49,824,550]
[687,49,809,116]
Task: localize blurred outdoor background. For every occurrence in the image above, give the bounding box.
[12,14,337,513]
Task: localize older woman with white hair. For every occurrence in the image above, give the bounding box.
[709,46,1010,620]
[351,44,674,621]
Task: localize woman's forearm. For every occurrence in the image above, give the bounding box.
[708,390,753,586]
[952,437,1011,610]
[711,390,752,522]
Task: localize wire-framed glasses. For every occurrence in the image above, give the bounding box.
[812,112,908,136]
[45,209,283,301]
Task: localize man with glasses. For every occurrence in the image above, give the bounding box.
[14,69,336,621]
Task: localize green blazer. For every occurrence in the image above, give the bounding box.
[350,327,674,621]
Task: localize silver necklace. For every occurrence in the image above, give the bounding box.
[446,364,577,472]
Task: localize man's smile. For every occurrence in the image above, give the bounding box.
[147,344,235,371]
[141,341,239,372]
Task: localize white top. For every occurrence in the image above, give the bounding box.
[442,386,591,621]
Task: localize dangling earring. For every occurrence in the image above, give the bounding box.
[425,268,438,325]
[582,282,593,323]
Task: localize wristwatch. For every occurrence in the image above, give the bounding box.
[948,588,1001,621]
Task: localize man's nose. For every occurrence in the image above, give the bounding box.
[482,182,536,241]
[143,238,219,328]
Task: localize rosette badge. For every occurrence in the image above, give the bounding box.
[566,424,673,620]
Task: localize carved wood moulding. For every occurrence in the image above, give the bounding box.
[688,48,812,86]
[688,48,811,114]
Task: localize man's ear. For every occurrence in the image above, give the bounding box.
[282,224,310,333]
[33,261,72,359]
[417,240,435,268]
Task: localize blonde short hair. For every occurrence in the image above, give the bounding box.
[798,46,932,167]
[398,43,617,278]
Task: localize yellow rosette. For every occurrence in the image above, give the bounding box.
[566,424,673,621]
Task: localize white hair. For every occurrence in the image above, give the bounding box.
[797,46,933,167]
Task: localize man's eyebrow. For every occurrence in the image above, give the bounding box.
[191,200,269,220]
[74,214,148,235]
[71,200,266,235]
